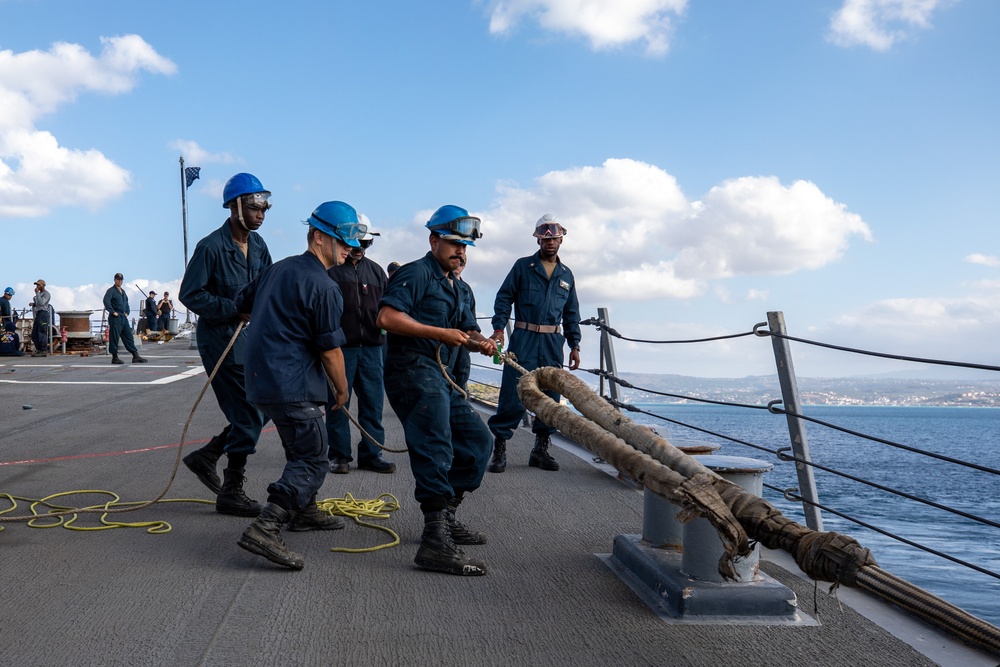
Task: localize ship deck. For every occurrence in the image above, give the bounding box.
[0,340,993,666]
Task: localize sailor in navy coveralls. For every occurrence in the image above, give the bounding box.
[486,214,581,473]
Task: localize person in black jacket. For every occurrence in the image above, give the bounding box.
[326,222,395,474]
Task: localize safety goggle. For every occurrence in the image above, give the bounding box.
[241,192,272,211]
[333,223,368,243]
[359,238,374,249]
[430,215,482,240]
[534,222,565,238]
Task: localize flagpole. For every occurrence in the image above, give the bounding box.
[179,156,190,323]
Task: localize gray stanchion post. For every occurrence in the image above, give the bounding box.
[766,311,823,532]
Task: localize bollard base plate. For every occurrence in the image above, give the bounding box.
[599,534,818,626]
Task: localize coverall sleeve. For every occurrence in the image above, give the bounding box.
[491,265,519,332]
[562,280,582,349]
[179,244,239,322]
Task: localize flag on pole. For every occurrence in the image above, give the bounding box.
[184,167,201,188]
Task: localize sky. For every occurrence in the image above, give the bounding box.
[2,0,999,379]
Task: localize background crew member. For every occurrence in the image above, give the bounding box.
[30,279,50,357]
[326,220,395,475]
[1,287,17,325]
[377,205,497,576]
[102,273,148,365]
[144,290,159,333]
[157,292,173,332]
[0,321,24,356]
[179,172,272,517]
[487,214,581,473]
[234,201,364,569]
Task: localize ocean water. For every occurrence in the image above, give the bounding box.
[627,402,1000,627]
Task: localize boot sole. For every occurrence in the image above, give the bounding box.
[237,535,304,570]
[529,460,560,471]
[414,555,487,576]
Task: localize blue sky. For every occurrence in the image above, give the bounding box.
[1,0,998,378]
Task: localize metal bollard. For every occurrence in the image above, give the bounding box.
[681,455,773,583]
[642,439,721,549]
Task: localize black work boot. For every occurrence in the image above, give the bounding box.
[287,500,345,532]
[414,511,487,576]
[445,499,486,545]
[237,503,304,570]
[183,433,226,494]
[487,437,507,473]
[131,353,148,363]
[111,354,123,365]
[529,433,559,471]
[216,467,263,517]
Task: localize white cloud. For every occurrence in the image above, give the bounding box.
[825,290,1000,371]
[964,253,999,267]
[168,140,237,166]
[407,158,871,304]
[828,0,952,51]
[487,0,687,55]
[0,36,175,218]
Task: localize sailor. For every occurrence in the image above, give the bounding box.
[234,201,362,569]
[30,279,51,357]
[486,214,581,473]
[102,273,149,365]
[1,287,17,325]
[144,290,159,333]
[377,205,497,576]
[179,172,272,516]
[325,218,395,475]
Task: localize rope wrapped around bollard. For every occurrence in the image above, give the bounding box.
[517,366,1000,656]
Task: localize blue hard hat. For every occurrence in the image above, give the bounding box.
[3,287,13,296]
[306,201,368,248]
[426,205,482,247]
[222,173,270,208]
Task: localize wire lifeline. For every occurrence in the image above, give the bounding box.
[0,321,246,529]
[580,317,757,345]
[754,323,1000,373]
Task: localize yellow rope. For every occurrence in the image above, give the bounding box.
[319,492,402,553]
[1,491,213,534]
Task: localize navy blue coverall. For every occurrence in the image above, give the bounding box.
[103,285,141,357]
[179,221,272,459]
[144,296,158,330]
[325,256,387,465]
[487,251,581,441]
[380,252,492,513]
[236,251,346,511]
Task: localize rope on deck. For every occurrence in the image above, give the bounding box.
[516,366,1000,657]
